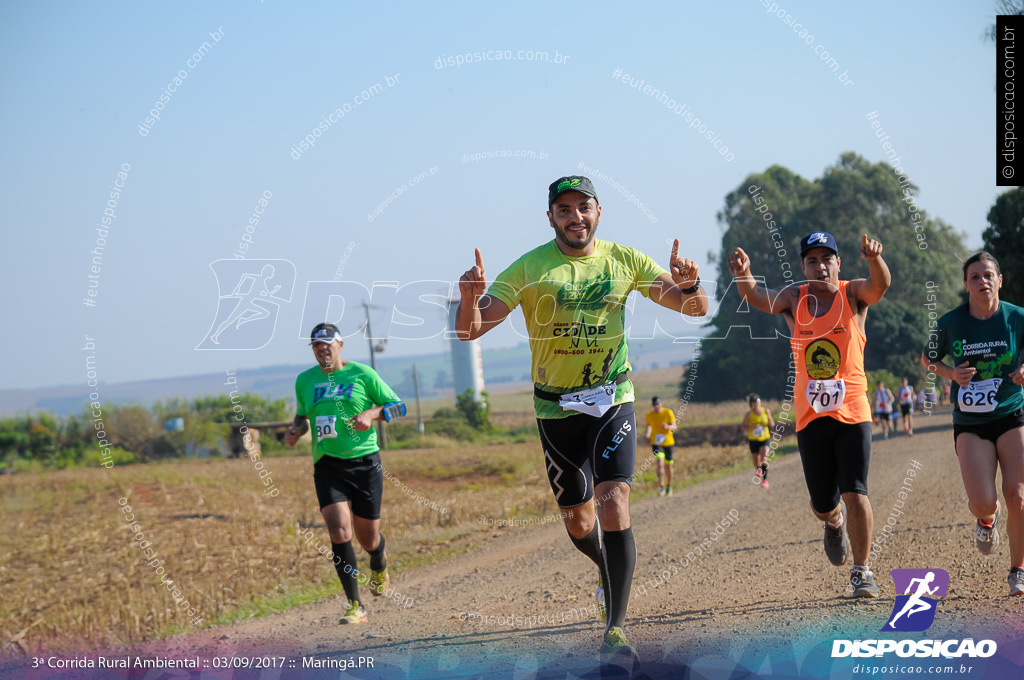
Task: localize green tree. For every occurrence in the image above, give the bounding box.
[456,389,491,430]
[692,164,815,401]
[693,153,968,401]
[425,406,478,441]
[987,1,1024,43]
[105,404,164,460]
[983,188,1024,305]
[155,392,290,455]
[187,392,289,424]
[0,414,60,464]
[0,417,32,461]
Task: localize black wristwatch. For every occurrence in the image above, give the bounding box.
[681,277,701,295]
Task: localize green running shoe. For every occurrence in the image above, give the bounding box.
[340,600,367,624]
[601,626,639,667]
[369,567,390,597]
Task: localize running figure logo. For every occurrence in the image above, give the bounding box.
[196,259,296,350]
[881,568,949,632]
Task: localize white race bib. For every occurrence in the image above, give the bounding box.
[315,415,338,439]
[958,378,1002,413]
[559,383,617,417]
[654,434,667,445]
[806,379,846,414]
[752,425,767,439]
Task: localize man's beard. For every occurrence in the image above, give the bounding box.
[554,217,598,250]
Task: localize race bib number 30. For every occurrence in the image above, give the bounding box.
[315,415,338,439]
[959,378,1001,413]
[806,379,846,414]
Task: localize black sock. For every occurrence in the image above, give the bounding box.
[602,528,636,630]
[760,463,768,480]
[568,524,610,592]
[332,541,361,604]
[368,533,387,571]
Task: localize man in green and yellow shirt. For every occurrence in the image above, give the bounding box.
[455,175,708,661]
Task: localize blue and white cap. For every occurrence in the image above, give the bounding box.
[309,322,343,344]
[800,231,839,258]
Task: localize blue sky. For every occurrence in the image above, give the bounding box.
[0,1,1001,390]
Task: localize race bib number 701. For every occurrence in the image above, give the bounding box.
[806,379,846,414]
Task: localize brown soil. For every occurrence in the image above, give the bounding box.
[16,406,1024,676]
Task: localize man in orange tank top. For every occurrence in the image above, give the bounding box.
[727,231,891,598]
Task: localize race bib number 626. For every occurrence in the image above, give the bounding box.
[959,378,1001,413]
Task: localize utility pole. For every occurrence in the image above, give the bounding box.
[362,301,387,449]
[412,363,424,435]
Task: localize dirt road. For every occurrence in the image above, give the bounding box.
[24,406,1024,679]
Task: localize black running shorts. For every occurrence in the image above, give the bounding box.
[748,439,768,454]
[652,445,674,462]
[796,418,871,514]
[900,403,912,416]
[313,451,383,519]
[537,403,637,509]
[954,408,1024,447]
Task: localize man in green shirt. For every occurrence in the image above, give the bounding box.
[455,175,708,663]
[284,322,405,624]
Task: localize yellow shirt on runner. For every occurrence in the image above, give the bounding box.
[747,409,771,442]
[645,408,676,446]
[487,239,667,419]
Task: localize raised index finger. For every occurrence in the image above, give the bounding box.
[670,239,679,264]
[475,248,484,270]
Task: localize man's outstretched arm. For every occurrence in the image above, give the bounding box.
[648,239,709,317]
[455,248,511,340]
[726,246,793,316]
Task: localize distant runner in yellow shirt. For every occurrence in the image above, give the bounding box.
[644,396,678,496]
[741,393,775,489]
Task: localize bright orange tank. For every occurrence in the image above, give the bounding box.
[790,280,872,431]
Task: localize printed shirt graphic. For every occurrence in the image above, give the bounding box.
[294,361,400,462]
[790,281,871,430]
[487,239,667,419]
[645,409,676,446]
[931,301,1024,425]
[747,409,771,442]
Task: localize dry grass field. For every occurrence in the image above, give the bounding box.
[0,372,779,657]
